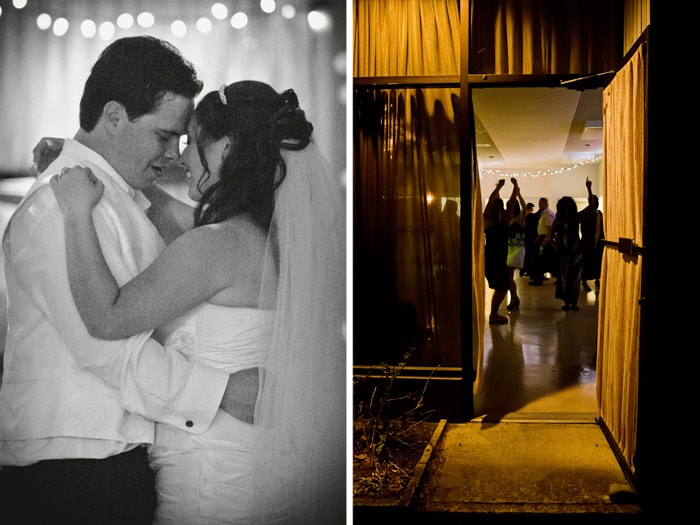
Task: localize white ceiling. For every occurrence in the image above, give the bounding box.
[472,87,603,174]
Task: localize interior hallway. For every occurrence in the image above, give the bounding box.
[474,272,598,422]
[405,274,645,522]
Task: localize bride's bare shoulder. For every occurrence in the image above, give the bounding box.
[177,216,268,263]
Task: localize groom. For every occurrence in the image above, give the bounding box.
[0,36,253,524]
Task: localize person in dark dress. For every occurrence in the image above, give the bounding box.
[521,201,538,277]
[550,196,583,311]
[578,177,604,292]
[506,180,527,311]
[484,179,517,324]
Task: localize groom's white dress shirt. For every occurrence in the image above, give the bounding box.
[0,138,228,466]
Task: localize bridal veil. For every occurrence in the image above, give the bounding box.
[253,143,346,523]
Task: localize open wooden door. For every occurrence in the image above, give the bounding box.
[596,35,647,481]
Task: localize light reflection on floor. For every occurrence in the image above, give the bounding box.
[474,273,599,421]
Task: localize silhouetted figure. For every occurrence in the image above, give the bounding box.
[578,177,604,292]
[506,179,526,311]
[484,179,517,324]
[521,202,538,277]
[434,199,462,362]
[435,199,460,274]
[551,196,583,311]
[529,197,556,285]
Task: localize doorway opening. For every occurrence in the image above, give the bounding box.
[472,86,603,421]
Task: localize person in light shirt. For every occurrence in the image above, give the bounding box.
[0,36,256,524]
[49,80,346,524]
[528,196,557,285]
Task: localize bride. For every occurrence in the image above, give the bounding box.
[48,80,346,523]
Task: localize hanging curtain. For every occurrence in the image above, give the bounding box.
[470,0,619,75]
[622,0,650,53]
[0,0,344,178]
[470,125,486,392]
[353,0,460,77]
[354,87,461,366]
[353,0,461,367]
[597,43,646,474]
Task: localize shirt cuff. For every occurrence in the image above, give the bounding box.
[171,363,229,434]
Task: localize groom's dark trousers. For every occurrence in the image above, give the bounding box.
[0,445,156,524]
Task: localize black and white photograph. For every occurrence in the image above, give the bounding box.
[0,1,346,523]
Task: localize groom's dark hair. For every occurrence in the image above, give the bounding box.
[79,35,203,131]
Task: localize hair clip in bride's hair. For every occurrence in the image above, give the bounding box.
[281,89,299,110]
[218,84,227,106]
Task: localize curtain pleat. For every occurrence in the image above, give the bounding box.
[353,1,462,367]
[353,0,460,76]
[471,0,618,75]
[598,44,646,474]
[471,136,485,393]
[623,0,651,53]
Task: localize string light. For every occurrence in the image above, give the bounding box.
[479,155,602,178]
[2,1,342,106]
[116,13,134,30]
[195,17,213,34]
[170,19,187,38]
[53,17,69,37]
[80,19,96,38]
[36,13,51,30]
[137,12,155,28]
[307,8,330,32]
[2,2,330,41]
[260,0,277,14]
[99,21,115,40]
[281,5,297,19]
[211,3,228,21]
[230,12,248,29]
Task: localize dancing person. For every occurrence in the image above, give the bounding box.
[506,178,527,311]
[521,201,538,277]
[578,177,604,292]
[0,36,256,525]
[483,179,517,324]
[529,197,556,285]
[49,81,346,523]
[550,196,583,311]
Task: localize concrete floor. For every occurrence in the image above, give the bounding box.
[412,420,642,522]
[474,273,600,422]
[354,275,648,523]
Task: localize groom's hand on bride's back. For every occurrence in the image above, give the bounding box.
[220,367,259,424]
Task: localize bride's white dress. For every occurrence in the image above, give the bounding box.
[149,303,272,525]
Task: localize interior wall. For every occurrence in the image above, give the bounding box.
[479,162,603,212]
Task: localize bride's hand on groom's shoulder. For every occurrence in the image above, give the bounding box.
[30,137,65,177]
[50,166,104,218]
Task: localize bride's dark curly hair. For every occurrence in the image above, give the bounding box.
[192,80,313,229]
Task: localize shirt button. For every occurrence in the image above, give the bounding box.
[186,420,193,428]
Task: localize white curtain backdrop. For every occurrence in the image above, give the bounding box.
[0,0,346,180]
